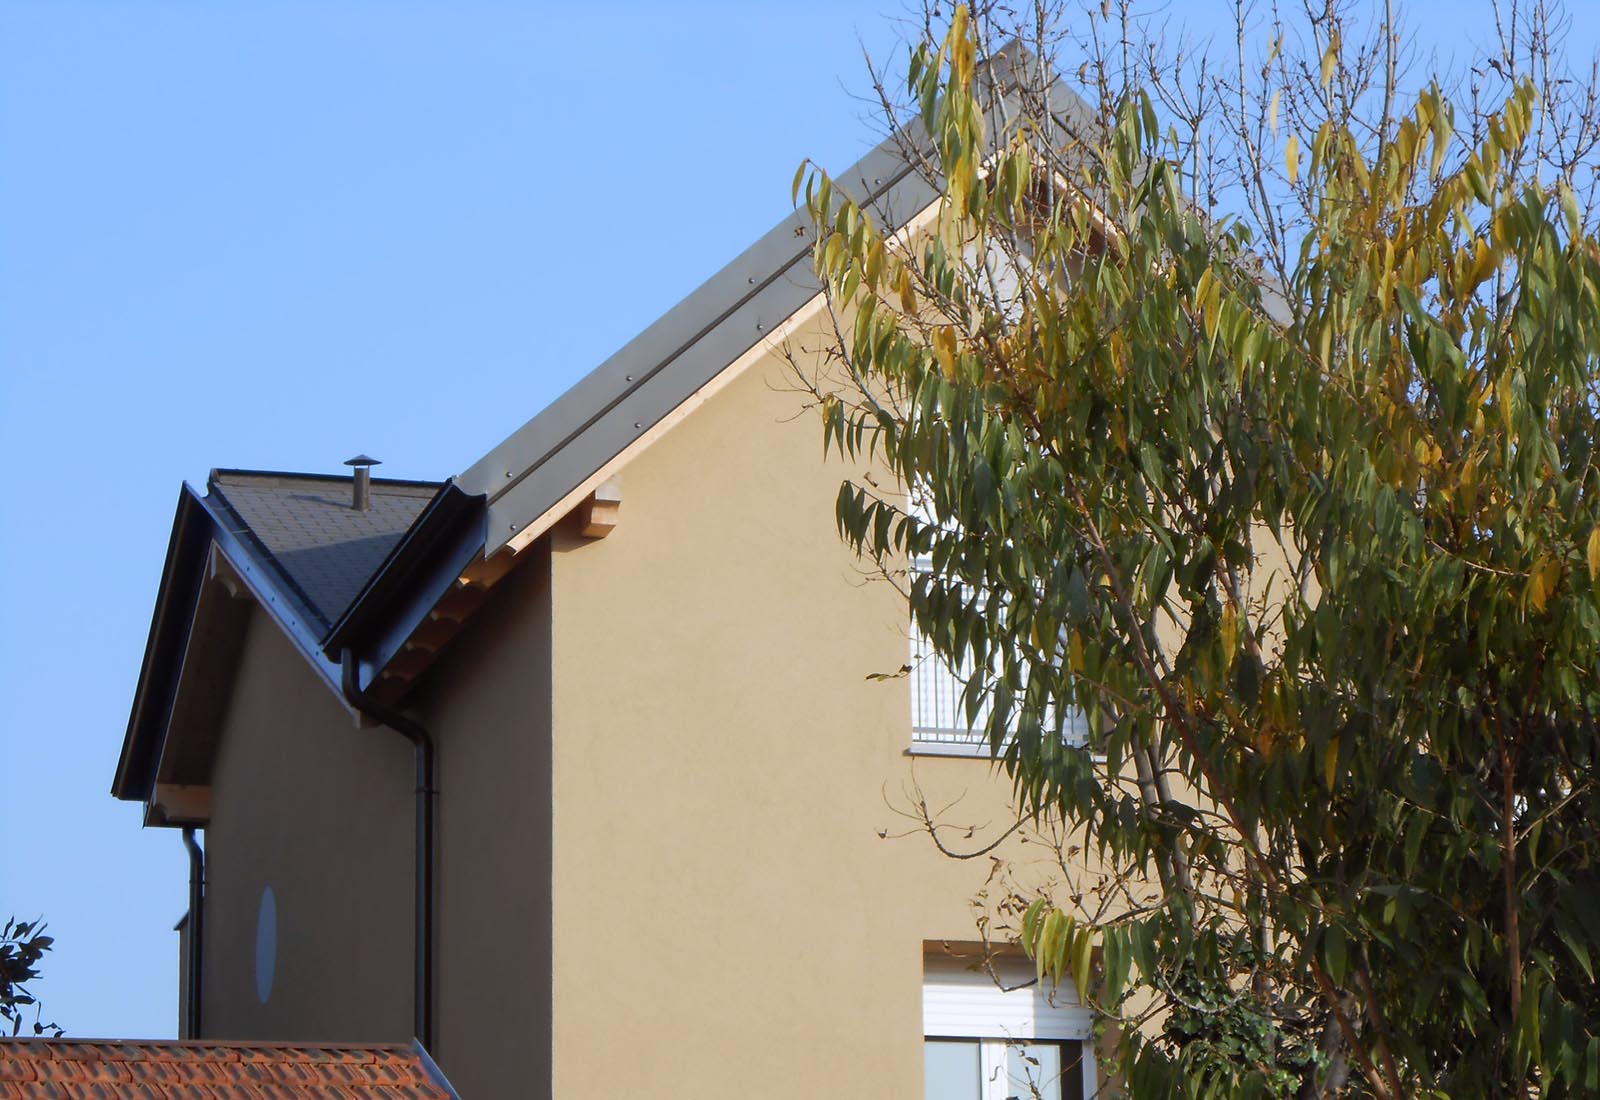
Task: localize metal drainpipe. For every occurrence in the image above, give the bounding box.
[340,650,435,1051]
[180,827,205,1039]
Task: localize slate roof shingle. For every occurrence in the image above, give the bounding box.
[207,470,443,634]
[0,1038,459,1100]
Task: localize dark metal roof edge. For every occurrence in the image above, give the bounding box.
[457,40,1087,557]
[113,486,211,802]
[455,135,921,545]
[115,483,364,806]
[320,479,485,657]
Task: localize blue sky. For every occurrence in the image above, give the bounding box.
[2,0,1596,1040]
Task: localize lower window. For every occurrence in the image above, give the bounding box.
[924,956,1096,1100]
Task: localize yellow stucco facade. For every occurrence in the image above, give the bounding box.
[189,308,1094,1100]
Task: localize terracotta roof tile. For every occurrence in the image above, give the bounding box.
[0,1042,457,1100]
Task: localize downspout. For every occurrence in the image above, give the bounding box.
[340,650,435,1050]
[180,827,205,1039]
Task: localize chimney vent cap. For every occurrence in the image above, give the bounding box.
[344,454,381,468]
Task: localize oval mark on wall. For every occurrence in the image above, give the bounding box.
[255,886,277,1005]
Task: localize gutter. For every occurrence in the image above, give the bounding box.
[340,650,435,1050]
[180,827,205,1039]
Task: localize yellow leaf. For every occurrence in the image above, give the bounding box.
[1587,528,1600,582]
[1321,32,1339,90]
[933,327,958,379]
[1529,555,1559,612]
[1269,89,1281,136]
[897,266,918,315]
[1286,134,1301,185]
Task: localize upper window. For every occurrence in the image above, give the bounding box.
[923,956,1096,1100]
[909,557,1089,757]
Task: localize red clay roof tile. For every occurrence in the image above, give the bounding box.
[0,1041,457,1100]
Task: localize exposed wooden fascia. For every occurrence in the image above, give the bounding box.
[152,783,211,825]
[577,476,622,538]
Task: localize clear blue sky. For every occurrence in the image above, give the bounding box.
[2,0,1596,1041]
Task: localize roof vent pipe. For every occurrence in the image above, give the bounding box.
[345,455,380,511]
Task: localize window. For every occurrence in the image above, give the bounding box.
[924,956,1097,1100]
[909,558,1089,757]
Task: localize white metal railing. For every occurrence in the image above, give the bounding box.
[909,564,1089,755]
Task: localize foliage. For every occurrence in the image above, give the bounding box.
[1,917,61,1037]
[797,3,1600,1096]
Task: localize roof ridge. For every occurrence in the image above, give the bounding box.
[210,467,443,491]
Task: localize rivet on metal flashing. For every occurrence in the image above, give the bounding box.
[756,322,764,331]
[634,422,642,429]
[626,375,634,382]
[504,471,511,478]
[874,178,882,185]
[509,523,517,531]
[748,277,755,285]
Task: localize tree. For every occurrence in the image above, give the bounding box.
[1,917,61,1037]
[796,2,1600,1096]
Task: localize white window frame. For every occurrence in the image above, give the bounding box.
[923,956,1099,1099]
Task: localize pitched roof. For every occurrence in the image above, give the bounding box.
[208,470,442,633]
[0,1038,459,1100]
[320,44,1098,693]
[451,44,1095,561]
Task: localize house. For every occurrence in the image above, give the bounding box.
[110,51,1108,1100]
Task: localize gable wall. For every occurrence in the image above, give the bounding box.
[200,605,414,1042]
[545,312,1062,1100]
[409,545,553,1100]
[195,546,555,1097]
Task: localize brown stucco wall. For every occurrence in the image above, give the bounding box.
[195,550,555,1095]
[191,317,1097,1099]
[411,546,553,1100]
[200,607,413,1042]
[545,322,1053,1100]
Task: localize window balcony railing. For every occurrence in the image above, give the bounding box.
[905,533,1091,755]
[910,646,1090,755]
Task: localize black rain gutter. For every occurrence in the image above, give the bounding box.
[322,480,485,685]
[181,827,205,1039]
[340,650,435,1050]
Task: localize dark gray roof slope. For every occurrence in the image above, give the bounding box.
[455,43,1095,557]
[208,470,442,632]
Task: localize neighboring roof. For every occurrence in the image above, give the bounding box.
[0,1038,459,1100]
[208,470,442,633]
[114,469,443,811]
